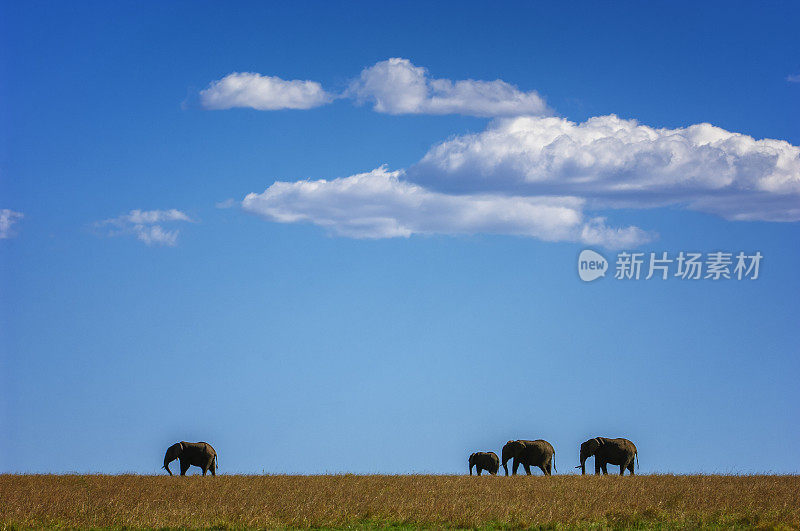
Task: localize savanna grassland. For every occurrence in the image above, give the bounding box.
[1,474,798,529]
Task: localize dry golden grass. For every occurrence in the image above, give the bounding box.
[1,474,798,529]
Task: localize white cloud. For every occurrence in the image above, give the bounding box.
[787,73,800,83]
[215,198,236,209]
[0,209,23,239]
[97,209,193,246]
[134,225,180,246]
[200,72,332,111]
[215,64,798,244]
[242,167,651,247]
[579,217,654,249]
[200,58,548,117]
[120,209,191,224]
[410,115,800,222]
[241,113,800,246]
[347,58,550,117]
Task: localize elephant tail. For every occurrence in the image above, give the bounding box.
[553,453,557,473]
[635,450,639,470]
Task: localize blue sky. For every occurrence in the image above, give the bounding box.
[1,1,799,474]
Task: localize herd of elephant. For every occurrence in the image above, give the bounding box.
[471,437,639,476]
[162,437,638,477]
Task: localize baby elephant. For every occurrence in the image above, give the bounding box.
[163,441,217,476]
[469,451,500,476]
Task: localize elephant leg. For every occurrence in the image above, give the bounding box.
[619,464,625,476]
[512,458,519,475]
[210,461,216,476]
[179,459,190,476]
[601,462,608,475]
[524,463,531,475]
[546,460,553,476]
[537,464,546,475]
[477,468,482,476]
[595,461,601,475]
[203,456,214,476]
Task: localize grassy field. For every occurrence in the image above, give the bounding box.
[1,474,798,529]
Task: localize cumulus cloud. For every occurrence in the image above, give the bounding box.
[200,72,332,111]
[0,209,23,239]
[410,115,800,222]
[212,63,798,244]
[347,58,550,117]
[97,209,193,246]
[242,167,651,247]
[200,58,548,117]
[241,114,800,246]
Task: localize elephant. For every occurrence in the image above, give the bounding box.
[162,441,217,476]
[469,451,499,476]
[577,437,638,475]
[501,439,556,476]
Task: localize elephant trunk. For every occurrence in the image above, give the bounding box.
[579,457,587,475]
[163,442,183,476]
[163,452,175,475]
[501,442,519,476]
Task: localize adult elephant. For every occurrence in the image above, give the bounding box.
[162,441,217,476]
[577,437,638,475]
[501,439,556,476]
[469,451,499,476]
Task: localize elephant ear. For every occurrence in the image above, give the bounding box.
[582,438,601,456]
